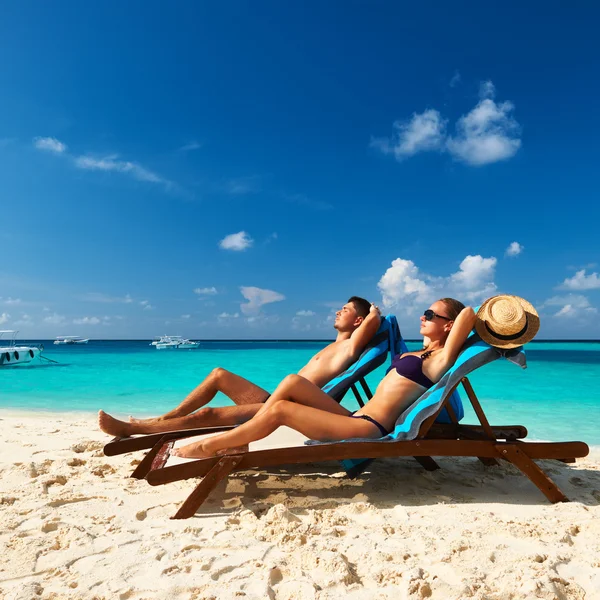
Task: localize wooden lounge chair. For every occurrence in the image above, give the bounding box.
[103,315,403,463]
[142,333,588,519]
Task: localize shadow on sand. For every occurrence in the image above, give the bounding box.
[179,455,600,518]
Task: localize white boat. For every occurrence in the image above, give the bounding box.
[0,330,42,366]
[152,335,200,350]
[54,336,89,345]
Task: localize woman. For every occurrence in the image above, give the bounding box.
[173,299,476,458]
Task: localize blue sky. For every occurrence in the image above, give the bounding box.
[1,1,599,339]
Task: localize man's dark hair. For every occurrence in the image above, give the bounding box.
[348,296,371,319]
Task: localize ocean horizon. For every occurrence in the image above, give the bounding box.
[11,338,600,342]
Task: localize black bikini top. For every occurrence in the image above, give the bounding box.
[389,353,434,389]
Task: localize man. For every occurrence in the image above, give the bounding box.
[99,296,381,437]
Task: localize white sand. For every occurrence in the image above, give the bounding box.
[1,409,599,600]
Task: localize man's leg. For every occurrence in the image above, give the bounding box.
[98,402,264,437]
[134,367,270,422]
[99,374,344,438]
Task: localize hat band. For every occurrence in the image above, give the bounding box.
[484,315,529,341]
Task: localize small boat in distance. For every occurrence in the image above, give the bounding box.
[151,335,200,350]
[54,336,90,345]
[0,330,42,366]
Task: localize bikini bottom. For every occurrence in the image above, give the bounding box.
[350,413,389,437]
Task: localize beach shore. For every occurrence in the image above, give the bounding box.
[1,409,599,600]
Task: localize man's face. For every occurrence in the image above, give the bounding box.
[334,302,362,332]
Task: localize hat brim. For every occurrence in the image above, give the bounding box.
[475,295,540,349]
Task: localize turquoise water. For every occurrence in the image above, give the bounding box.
[2,340,600,445]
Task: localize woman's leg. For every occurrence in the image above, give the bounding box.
[132,368,270,423]
[172,399,381,458]
[264,374,352,415]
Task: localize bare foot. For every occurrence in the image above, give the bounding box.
[98,410,133,437]
[172,443,248,459]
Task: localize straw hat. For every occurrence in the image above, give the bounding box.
[475,295,540,349]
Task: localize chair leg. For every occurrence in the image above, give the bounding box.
[413,456,440,471]
[495,444,568,503]
[171,455,244,519]
[131,437,170,479]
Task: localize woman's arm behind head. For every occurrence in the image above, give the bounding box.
[441,306,476,366]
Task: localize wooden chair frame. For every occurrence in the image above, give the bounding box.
[141,376,588,519]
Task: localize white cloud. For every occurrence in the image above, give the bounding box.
[181,314,191,319]
[218,312,239,319]
[33,136,67,154]
[479,80,496,99]
[2,297,21,305]
[292,319,312,332]
[81,292,134,304]
[378,255,497,313]
[73,316,101,325]
[377,259,433,308]
[0,312,10,324]
[292,310,317,331]
[219,231,254,251]
[371,109,447,160]
[13,314,34,327]
[555,305,576,318]
[449,71,461,88]
[222,177,260,195]
[43,312,66,325]
[246,314,280,326]
[505,241,524,257]
[75,155,167,184]
[543,294,598,318]
[194,287,218,296]
[33,137,180,194]
[139,300,153,310]
[559,269,600,291]
[240,286,285,316]
[179,141,202,152]
[446,82,521,166]
[449,255,498,301]
[373,81,521,167]
[283,193,333,211]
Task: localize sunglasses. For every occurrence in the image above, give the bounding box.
[423,309,452,322]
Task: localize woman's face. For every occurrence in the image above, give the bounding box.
[419,300,453,338]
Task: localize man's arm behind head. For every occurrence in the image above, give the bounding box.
[348,302,381,358]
